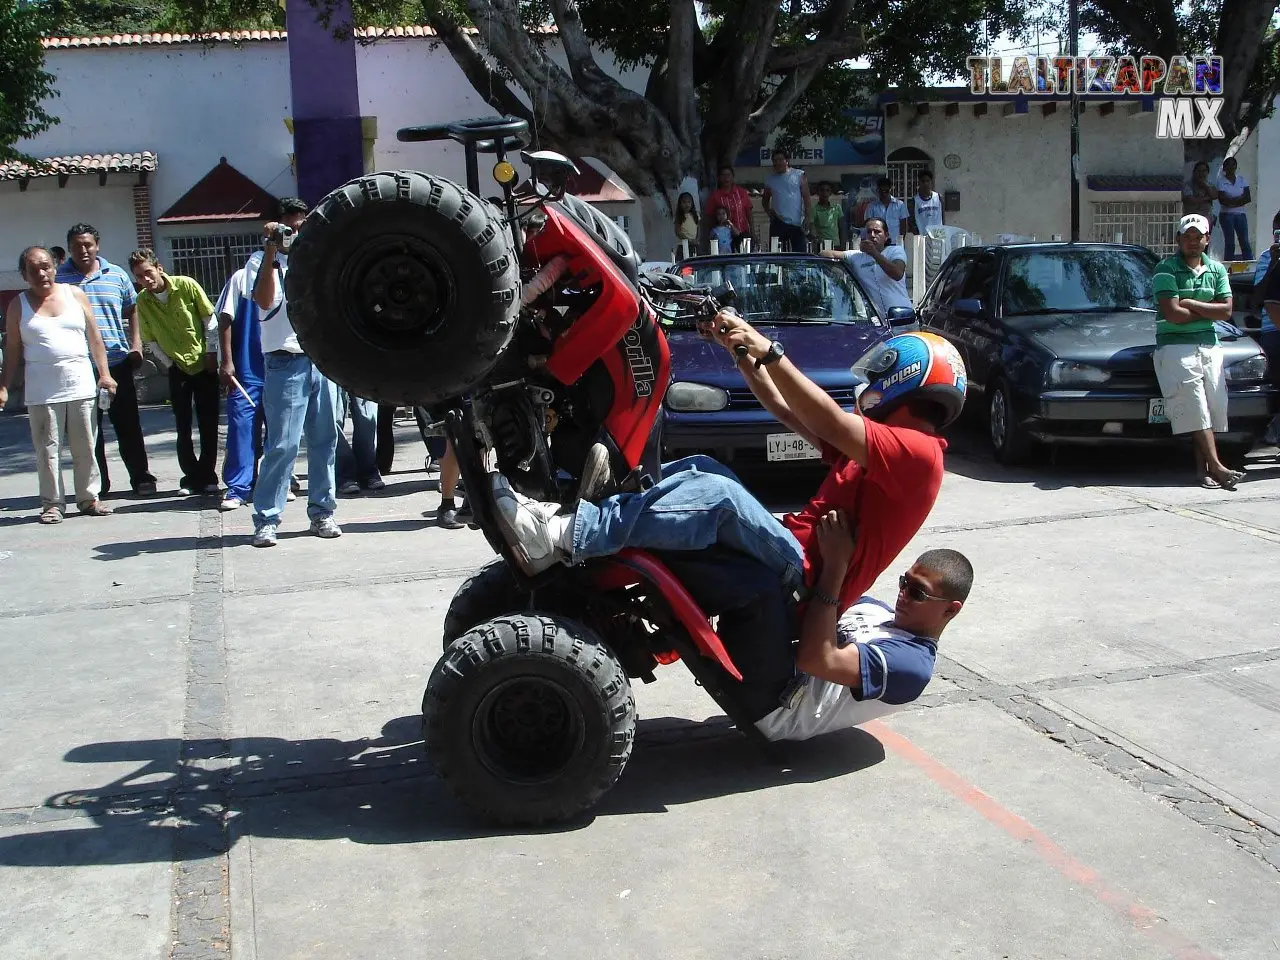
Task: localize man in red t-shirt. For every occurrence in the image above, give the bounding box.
[492,316,966,713]
[704,166,755,243]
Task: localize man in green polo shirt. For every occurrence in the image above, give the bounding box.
[1151,214,1243,490]
[129,249,221,496]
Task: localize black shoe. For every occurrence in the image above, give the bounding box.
[438,505,464,530]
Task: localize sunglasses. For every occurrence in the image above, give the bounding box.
[898,574,949,604]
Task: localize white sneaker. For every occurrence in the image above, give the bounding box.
[286,489,297,502]
[220,496,243,512]
[253,524,278,548]
[310,516,343,539]
[491,475,565,575]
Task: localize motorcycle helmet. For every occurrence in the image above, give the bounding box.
[850,332,967,429]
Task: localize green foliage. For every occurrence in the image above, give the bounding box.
[55,0,172,35]
[1,0,60,162]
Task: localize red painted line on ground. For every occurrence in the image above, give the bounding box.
[866,720,1220,960]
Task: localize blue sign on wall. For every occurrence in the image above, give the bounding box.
[733,108,885,168]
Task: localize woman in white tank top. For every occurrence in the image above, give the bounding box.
[0,246,117,522]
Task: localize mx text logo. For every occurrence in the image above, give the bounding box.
[1155,98,1223,140]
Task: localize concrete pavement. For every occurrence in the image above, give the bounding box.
[1,407,1279,959]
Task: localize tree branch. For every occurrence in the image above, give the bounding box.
[747,0,861,141]
[422,11,533,123]
[658,0,700,147]
[548,0,605,91]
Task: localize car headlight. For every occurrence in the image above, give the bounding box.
[1225,355,1268,383]
[665,382,729,412]
[1046,360,1112,387]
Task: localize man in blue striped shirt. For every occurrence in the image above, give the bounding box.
[58,224,156,495]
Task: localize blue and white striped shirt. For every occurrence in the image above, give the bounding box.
[56,256,137,365]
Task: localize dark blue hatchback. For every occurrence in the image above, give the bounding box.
[660,252,904,466]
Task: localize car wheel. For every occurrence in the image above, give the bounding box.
[422,614,636,826]
[284,171,521,406]
[988,379,1034,465]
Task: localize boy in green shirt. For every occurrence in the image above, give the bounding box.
[1150,214,1242,490]
[129,249,221,495]
[810,182,844,249]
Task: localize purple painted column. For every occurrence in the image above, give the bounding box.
[286,0,364,205]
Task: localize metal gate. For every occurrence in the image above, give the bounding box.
[1090,201,1182,257]
[168,233,262,298]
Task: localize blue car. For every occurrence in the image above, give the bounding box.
[661,252,910,466]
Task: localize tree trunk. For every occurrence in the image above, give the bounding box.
[638,193,679,263]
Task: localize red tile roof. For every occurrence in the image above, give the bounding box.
[41,25,552,48]
[0,151,157,181]
[157,156,279,224]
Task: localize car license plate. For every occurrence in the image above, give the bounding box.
[1148,398,1169,425]
[767,433,821,461]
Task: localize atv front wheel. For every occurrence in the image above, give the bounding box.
[285,171,521,405]
[423,614,635,825]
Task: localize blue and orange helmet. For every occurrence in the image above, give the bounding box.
[851,331,967,428]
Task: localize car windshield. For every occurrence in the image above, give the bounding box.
[1000,249,1158,316]
[676,257,874,325]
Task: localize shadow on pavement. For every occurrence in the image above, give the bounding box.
[0,716,883,866]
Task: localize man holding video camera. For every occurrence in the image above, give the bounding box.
[249,197,342,547]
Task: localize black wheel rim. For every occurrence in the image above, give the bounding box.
[990,389,1008,450]
[339,236,456,348]
[472,677,585,784]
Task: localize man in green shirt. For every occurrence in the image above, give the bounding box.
[810,181,844,249]
[129,249,221,495]
[1151,214,1243,490]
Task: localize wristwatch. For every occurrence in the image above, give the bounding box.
[756,340,785,369]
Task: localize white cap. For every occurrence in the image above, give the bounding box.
[1178,214,1211,235]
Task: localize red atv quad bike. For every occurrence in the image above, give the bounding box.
[285,116,779,826]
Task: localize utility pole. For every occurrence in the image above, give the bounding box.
[1068,0,1081,242]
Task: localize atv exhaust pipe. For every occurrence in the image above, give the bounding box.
[522,255,570,306]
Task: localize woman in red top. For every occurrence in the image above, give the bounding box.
[704,166,755,243]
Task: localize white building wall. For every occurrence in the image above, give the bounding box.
[1254,94,1280,254]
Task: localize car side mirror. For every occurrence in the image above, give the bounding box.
[954,298,983,318]
[885,305,917,327]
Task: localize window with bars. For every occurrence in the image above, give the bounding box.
[887,161,932,202]
[1090,201,1182,257]
[168,233,262,299]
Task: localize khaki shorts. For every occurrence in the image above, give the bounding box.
[1154,343,1227,435]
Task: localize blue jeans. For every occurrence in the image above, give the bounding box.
[570,455,805,588]
[336,392,381,486]
[253,351,338,528]
[222,376,264,501]
[1220,210,1252,261]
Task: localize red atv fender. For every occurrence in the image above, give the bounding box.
[593,548,745,681]
[524,206,671,470]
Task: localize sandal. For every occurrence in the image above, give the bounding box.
[77,499,113,516]
[39,507,63,525]
[1216,470,1245,492]
[1198,476,1220,490]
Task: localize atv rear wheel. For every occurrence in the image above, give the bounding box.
[285,171,521,406]
[423,614,635,825]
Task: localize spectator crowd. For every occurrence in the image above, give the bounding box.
[0,202,470,538]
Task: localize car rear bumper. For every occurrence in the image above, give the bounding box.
[1023,386,1276,445]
